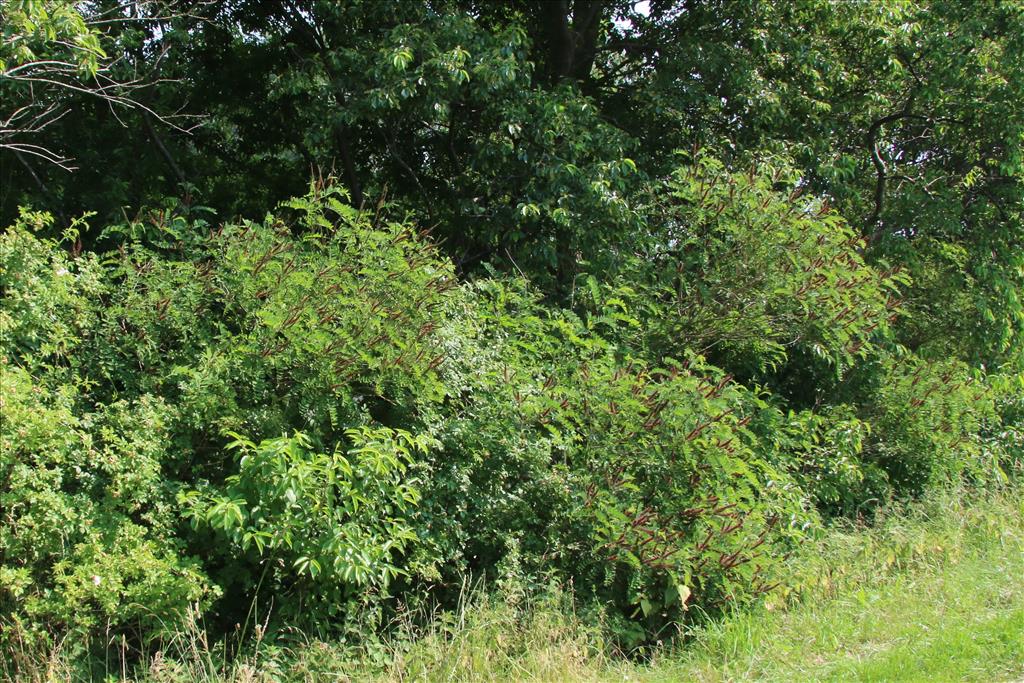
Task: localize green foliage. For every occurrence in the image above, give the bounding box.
[3,169,1017,661]
[0,208,102,365]
[9,488,1021,682]
[635,153,907,372]
[252,4,643,284]
[989,371,1024,481]
[410,277,820,648]
[1,185,455,650]
[0,0,103,75]
[0,357,211,650]
[2,0,1022,671]
[863,356,1002,496]
[180,428,434,620]
[790,407,872,514]
[0,210,211,652]
[80,181,452,442]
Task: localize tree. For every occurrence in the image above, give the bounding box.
[0,1,198,169]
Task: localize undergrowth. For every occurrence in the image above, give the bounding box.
[5,486,1020,682]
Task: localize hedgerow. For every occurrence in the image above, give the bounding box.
[1,167,1019,668]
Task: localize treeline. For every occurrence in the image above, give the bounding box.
[1,0,1022,673]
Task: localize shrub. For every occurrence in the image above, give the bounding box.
[179,428,436,629]
[634,153,907,373]
[1,176,1012,659]
[863,356,1000,497]
[415,279,819,648]
[0,365,211,652]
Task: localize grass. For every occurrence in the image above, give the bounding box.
[6,488,1023,682]
[623,489,1024,682]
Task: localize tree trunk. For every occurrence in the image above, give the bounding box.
[542,0,606,84]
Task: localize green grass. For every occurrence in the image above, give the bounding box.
[8,488,1023,682]
[623,491,1024,682]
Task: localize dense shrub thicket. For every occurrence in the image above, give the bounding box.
[1,0,1022,675]
[2,171,1020,665]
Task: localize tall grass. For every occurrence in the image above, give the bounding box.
[5,487,1022,682]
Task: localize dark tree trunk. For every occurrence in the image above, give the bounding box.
[542,0,606,84]
[335,124,363,209]
[544,0,575,80]
[570,1,604,81]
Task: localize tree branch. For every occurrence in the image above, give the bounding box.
[142,111,187,185]
[864,95,918,243]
